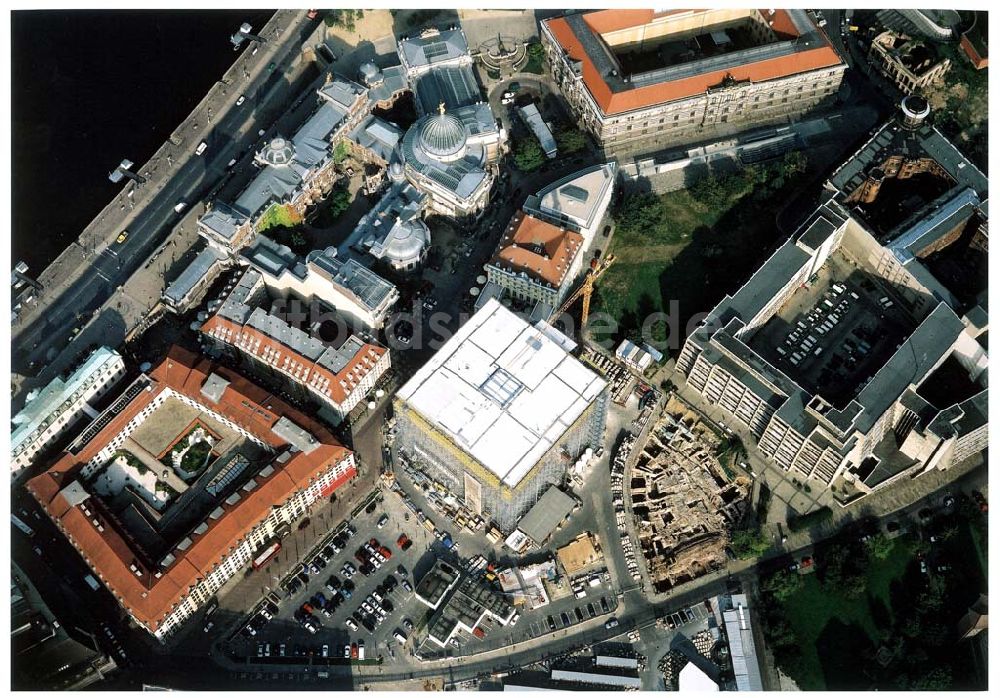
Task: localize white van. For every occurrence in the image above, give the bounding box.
[173,202,187,214]
[195,141,208,155]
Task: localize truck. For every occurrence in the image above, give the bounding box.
[252,541,281,570]
[84,574,101,591]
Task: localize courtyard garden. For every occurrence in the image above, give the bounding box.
[161,423,218,478]
[90,450,180,512]
[257,202,303,234]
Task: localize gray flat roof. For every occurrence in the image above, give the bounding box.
[726,240,811,323]
[164,246,227,304]
[549,669,642,689]
[516,486,576,544]
[242,235,298,278]
[855,303,964,432]
[518,104,557,157]
[308,252,397,312]
[399,28,470,70]
[198,201,247,242]
[271,416,320,453]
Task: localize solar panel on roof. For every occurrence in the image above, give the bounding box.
[423,41,450,60]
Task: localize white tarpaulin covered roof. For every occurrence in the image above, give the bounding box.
[397,298,606,488]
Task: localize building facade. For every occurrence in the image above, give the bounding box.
[485,212,585,308]
[26,348,356,641]
[200,269,391,425]
[242,235,400,331]
[12,347,126,474]
[394,299,608,531]
[541,9,846,156]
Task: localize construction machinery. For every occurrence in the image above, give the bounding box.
[550,254,616,326]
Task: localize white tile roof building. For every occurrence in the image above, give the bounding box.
[395,299,607,530]
[11,347,126,474]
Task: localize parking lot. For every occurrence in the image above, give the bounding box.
[230,485,451,666]
[387,466,622,658]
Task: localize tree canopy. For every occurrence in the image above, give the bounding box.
[513,137,546,172]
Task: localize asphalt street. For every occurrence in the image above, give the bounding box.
[12,10,318,386]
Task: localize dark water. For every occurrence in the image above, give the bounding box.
[12,9,275,274]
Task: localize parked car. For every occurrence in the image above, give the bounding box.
[973,490,988,512]
[377,514,389,528]
[236,94,246,106]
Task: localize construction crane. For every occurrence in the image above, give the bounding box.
[550,254,616,326]
[108,159,146,186]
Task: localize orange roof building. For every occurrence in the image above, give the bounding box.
[540,9,846,155]
[26,347,357,641]
[199,268,391,425]
[485,212,585,308]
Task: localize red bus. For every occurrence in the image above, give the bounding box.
[252,541,281,570]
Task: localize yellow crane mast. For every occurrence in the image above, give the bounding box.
[552,254,616,326]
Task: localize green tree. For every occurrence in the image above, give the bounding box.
[613,193,687,244]
[524,41,546,73]
[911,667,952,691]
[762,569,803,602]
[328,188,352,218]
[555,126,588,154]
[513,138,546,172]
[730,526,770,560]
[864,533,894,560]
[781,150,808,178]
[332,140,351,164]
[716,434,747,467]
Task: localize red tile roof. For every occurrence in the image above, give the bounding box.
[491,212,584,289]
[546,9,842,116]
[26,346,355,633]
[199,314,387,407]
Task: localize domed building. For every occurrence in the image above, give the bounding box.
[356,182,432,272]
[257,137,296,167]
[369,216,432,272]
[400,104,496,219]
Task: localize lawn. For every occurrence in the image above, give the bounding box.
[865,535,916,615]
[593,169,801,350]
[771,536,915,689]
